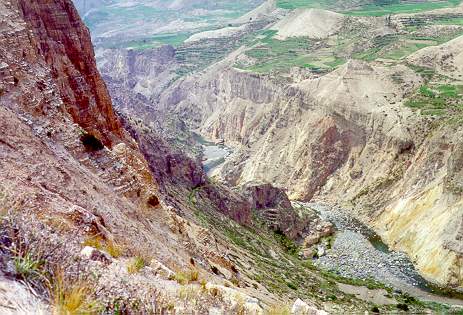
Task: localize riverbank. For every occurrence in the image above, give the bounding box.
[295,202,463,308]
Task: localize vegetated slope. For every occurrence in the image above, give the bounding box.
[151,3,463,290]
[0,0,413,313]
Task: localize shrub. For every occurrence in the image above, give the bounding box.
[14,252,44,281]
[51,270,100,315]
[397,303,409,311]
[170,268,199,285]
[127,257,146,274]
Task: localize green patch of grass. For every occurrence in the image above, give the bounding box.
[420,85,436,98]
[347,1,463,17]
[238,35,339,73]
[407,64,436,81]
[274,231,299,256]
[405,83,463,116]
[14,252,45,281]
[320,269,392,292]
[437,84,463,98]
[276,0,462,16]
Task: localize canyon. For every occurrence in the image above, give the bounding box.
[98,0,463,292]
[1,0,463,314]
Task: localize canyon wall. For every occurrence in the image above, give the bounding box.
[155,48,463,288]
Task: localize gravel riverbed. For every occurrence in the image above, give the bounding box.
[295,202,463,307]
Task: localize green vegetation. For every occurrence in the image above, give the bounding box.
[276,0,462,16]
[274,231,299,256]
[127,33,191,50]
[348,1,462,16]
[236,30,344,74]
[353,30,463,61]
[404,83,463,116]
[127,256,147,274]
[14,251,45,282]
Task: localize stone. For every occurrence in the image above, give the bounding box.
[80,246,111,264]
[291,298,328,315]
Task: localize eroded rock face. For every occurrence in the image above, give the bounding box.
[18,0,122,146]
[242,182,292,209]
[240,182,331,240]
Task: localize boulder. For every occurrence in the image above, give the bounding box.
[291,298,328,315]
[80,246,111,264]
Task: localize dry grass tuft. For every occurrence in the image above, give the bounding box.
[51,270,100,315]
[169,268,199,285]
[82,235,123,258]
[127,256,146,274]
[265,304,291,315]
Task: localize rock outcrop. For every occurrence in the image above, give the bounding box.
[18,0,122,146]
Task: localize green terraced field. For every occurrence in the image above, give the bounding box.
[276,0,463,16]
[348,0,462,16]
[405,83,463,116]
[235,29,346,74]
[352,29,463,61]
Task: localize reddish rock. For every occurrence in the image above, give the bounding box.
[17,0,122,146]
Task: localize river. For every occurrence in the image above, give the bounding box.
[193,133,232,176]
[295,202,463,307]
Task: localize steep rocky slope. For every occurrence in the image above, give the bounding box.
[0,0,264,312]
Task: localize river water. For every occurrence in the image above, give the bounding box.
[193,133,232,176]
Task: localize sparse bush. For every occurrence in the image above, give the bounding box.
[51,269,101,315]
[105,240,123,258]
[82,235,123,258]
[170,268,199,285]
[127,256,146,274]
[266,305,291,315]
[230,276,240,287]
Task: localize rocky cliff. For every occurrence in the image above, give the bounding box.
[18,0,122,146]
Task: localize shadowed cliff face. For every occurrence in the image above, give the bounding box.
[18,0,121,146]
